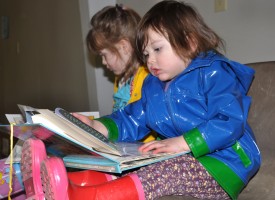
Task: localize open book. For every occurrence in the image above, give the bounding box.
[0,106,188,173]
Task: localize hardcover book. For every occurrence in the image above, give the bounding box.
[0,106,188,173]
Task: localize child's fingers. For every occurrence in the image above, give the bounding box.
[139,141,168,153]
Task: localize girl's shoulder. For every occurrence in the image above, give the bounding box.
[132,66,150,84]
[135,66,150,77]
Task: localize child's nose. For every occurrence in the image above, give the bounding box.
[147,54,154,66]
[101,58,107,66]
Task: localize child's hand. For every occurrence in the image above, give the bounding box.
[139,136,190,154]
[72,113,93,126]
[72,113,109,138]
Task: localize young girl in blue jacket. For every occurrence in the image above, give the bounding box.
[20,1,261,199]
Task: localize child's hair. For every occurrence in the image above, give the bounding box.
[136,0,225,63]
[87,4,141,84]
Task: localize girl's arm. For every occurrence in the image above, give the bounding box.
[72,113,109,138]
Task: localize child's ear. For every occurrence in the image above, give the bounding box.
[118,39,132,55]
[187,34,198,53]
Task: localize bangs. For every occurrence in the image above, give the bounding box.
[87,30,108,53]
[136,13,165,63]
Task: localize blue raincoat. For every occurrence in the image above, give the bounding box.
[97,51,261,199]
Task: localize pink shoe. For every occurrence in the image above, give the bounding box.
[40,157,69,200]
[20,138,47,200]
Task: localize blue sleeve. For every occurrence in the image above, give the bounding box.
[195,61,252,153]
[105,85,151,142]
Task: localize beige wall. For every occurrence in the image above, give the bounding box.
[118,0,275,64]
[0,0,98,123]
[85,0,116,116]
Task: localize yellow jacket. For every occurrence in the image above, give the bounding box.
[114,66,149,103]
[114,66,155,142]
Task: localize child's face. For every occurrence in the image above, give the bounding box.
[143,28,189,81]
[99,41,131,76]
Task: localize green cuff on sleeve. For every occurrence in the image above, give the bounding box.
[95,117,119,142]
[183,128,210,157]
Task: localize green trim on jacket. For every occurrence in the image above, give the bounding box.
[95,117,119,142]
[183,128,210,157]
[183,128,245,199]
[198,156,245,200]
[232,142,252,167]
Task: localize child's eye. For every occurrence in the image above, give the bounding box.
[143,53,149,59]
[154,47,161,52]
[99,52,106,57]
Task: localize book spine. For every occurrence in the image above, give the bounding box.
[63,162,121,173]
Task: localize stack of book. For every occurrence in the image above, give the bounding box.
[0,105,188,173]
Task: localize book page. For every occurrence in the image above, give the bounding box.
[97,149,187,164]
[33,109,121,156]
[0,124,96,157]
[17,104,37,123]
[55,108,109,145]
[5,114,24,124]
[63,151,189,173]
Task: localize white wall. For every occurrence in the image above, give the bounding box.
[79,0,116,116]
[119,0,275,64]
[190,0,275,64]
[81,0,275,116]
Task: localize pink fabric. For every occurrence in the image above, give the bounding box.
[128,174,145,200]
[104,174,114,182]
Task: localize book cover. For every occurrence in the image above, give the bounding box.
[0,106,189,173]
[0,124,95,157]
[63,151,188,173]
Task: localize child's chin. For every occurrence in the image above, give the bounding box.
[157,75,170,82]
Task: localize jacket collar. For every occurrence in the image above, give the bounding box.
[185,51,227,72]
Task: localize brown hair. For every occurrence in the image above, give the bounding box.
[136,0,225,63]
[87,4,141,84]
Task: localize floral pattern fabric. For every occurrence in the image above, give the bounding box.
[131,154,230,200]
